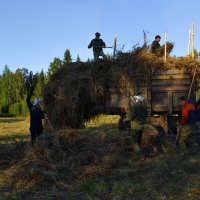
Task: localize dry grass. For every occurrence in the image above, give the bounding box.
[0,115,200,200]
[0,117,29,174]
[0,117,29,139]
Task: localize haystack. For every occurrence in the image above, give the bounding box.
[42,44,200,129]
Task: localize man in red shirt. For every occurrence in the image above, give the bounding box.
[178,96,197,152]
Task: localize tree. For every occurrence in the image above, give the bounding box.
[86,58,91,63]
[0,65,14,107]
[34,70,45,97]
[13,69,26,103]
[76,54,81,63]
[0,66,29,113]
[194,49,199,59]
[63,49,72,65]
[47,57,62,79]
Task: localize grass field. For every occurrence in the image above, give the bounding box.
[0,117,29,141]
[0,116,200,200]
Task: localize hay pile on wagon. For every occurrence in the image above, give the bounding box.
[42,43,200,129]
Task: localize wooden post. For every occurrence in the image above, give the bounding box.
[192,22,195,59]
[187,29,191,56]
[113,35,117,59]
[143,30,147,47]
[164,31,167,63]
[187,65,198,101]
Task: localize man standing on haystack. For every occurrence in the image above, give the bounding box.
[26,87,45,145]
[88,32,107,61]
[150,35,161,54]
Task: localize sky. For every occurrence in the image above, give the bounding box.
[0,0,200,74]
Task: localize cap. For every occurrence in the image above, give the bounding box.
[95,32,101,36]
[155,35,161,39]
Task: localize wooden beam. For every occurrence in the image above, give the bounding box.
[187,29,191,56]
[113,35,117,59]
[164,31,167,63]
[192,22,195,59]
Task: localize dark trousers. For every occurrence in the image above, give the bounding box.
[30,128,43,145]
[134,130,143,146]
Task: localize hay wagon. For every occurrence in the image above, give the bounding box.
[104,69,198,131]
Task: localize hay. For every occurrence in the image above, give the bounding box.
[2,124,199,197]
[1,129,123,193]
[42,46,200,129]
[154,42,174,57]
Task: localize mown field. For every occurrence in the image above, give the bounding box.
[0,116,200,200]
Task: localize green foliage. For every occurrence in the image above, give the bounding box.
[0,47,73,116]
[0,105,9,114]
[0,66,27,113]
[63,49,72,64]
[8,100,29,117]
[47,57,62,79]
[21,99,29,117]
[76,54,81,63]
[0,65,47,116]
[9,103,22,116]
[194,49,199,59]
[34,70,46,97]
[86,58,91,63]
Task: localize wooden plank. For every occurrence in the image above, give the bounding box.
[151,85,190,91]
[151,106,168,112]
[152,75,190,79]
[152,80,190,85]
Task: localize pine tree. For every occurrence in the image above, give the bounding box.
[63,49,72,65]
[76,54,81,63]
[13,69,26,103]
[35,70,45,97]
[0,66,13,107]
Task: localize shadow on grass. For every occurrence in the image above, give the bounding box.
[0,118,26,123]
[0,134,29,143]
[0,133,30,170]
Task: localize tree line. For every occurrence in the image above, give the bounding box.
[0,49,80,116]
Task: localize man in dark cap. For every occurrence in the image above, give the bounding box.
[88,32,106,61]
[150,35,161,54]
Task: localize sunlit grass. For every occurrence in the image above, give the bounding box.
[0,117,29,144]
[85,114,119,127]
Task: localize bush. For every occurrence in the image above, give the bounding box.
[21,99,29,117]
[1,105,9,114]
[9,103,22,116]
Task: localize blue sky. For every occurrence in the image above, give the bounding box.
[0,0,200,73]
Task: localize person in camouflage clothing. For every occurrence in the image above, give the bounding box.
[88,32,106,61]
[127,93,148,154]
